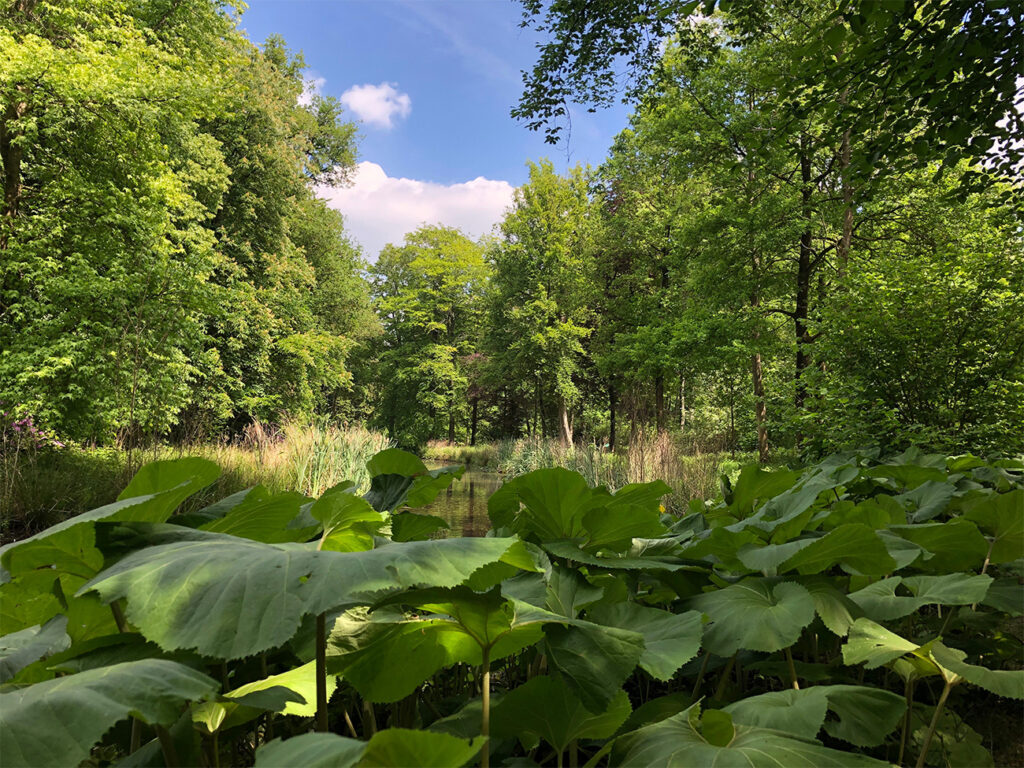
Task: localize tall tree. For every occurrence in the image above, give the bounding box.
[370,225,488,448]
[487,161,594,444]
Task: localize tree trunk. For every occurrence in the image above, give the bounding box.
[751,353,768,463]
[448,407,456,444]
[0,98,26,250]
[470,398,479,446]
[838,127,853,280]
[794,135,813,425]
[655,373,666,432]
[558,398,573,445]
[608,383,617,452]
[679,375,685,432]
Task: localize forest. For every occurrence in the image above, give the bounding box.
[1,1,1022,767]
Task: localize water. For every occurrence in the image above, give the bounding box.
[421,464,503,537]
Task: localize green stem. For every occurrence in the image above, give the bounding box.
[785,647,800,690]
[481,645,491,768]
[691,652,711,699]
[316,612,328,732]
[714,654,737,700]
[915,680,952,768]
[155,725,179,768]
[898,679,915,767]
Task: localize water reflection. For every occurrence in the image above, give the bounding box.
[422,464,503,537]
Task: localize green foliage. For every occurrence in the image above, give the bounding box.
[3,447,1020,767]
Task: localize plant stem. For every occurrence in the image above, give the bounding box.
[898,679,915,767]
[691,652,711,699]
[785,647,800,689]
[714,654,736,700]
[481,645,491,768]
[915,680,952,768]
[155,725,179,768]
[316,612,328,732]
[110,601,128,633]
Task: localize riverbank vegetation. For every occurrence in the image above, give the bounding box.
[1,448,1021,767]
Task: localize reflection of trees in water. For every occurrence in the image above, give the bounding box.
[424,469,502,538]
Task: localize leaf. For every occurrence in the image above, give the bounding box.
[896,480,955,522]
[255,733,366,768]
[728,464,801,515]
[724,685,905,747]
[544,564,604,618]
[803,578,864,635]
[366,449,427,477]
[0,616,69,683]
[929,643,1024,699]
[360,729,482,768]
[738,525,895,576]
[589,603,703,680]
[491,675,631,754]
[842,618,921,669]
[724,687,829,741]
[200,486,314,543]
[611,704,892,767]
[543,620,644,712]
[691,579,816,656]
[391,513,449,542]
[1,458,220,580]
[191,659,333,733]
[80,533,532,659]
[964,490,1024,563]
[821,685,908,747]
[850,573,993,622]
[0,659,218,768]
[118,457,221,513]
[513,467,593,540]
[890,520,988,571]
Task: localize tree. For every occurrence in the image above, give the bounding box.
[370,225,489,448]
[514,0,1023,198]
[487,161,595,444]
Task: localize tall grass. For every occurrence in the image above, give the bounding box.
[493,433,762,512]
[1,421,392,539]
[422,441,499,468]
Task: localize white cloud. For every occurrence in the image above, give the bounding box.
[340,83,412,129]
[298,73,325,107]
[318,161,515,258]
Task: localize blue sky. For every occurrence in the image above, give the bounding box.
[238,0,631,256]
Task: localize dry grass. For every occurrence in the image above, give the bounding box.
[1,421,391,539]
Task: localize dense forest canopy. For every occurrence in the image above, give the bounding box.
[1,0,1022,459]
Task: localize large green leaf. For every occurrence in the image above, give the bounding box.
[513,467,594,540]
[930,643,1024,699]
[849,574,993,621]
[611,705,891,767]
[543,620,644,712]
[691,579,816,655]
[363,450,464,513]
[842,618,921,669]
[737,525,895,576]
[890,520,989,571]
[192,659,334,732]
[199,486,315,543]
[0,659,217,768]
[491,675,631,754]
[964,489,1024,563]
[0,458,220,581]
[254,730,481,768]
[589,603,703,680]
[255,733,366,768]
[0,616,69,683]
[802,578,864,636]
[728,465,801,516]
[724,686,905,747]
[80,533,534,659]
[360,728,482,767]
[897,480,956,522]
[391,513,450,542]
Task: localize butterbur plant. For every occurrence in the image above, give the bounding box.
[0,447,1021,767]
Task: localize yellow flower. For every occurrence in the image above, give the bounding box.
[659,504,666,513]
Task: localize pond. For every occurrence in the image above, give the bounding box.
[421,463,504,537]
